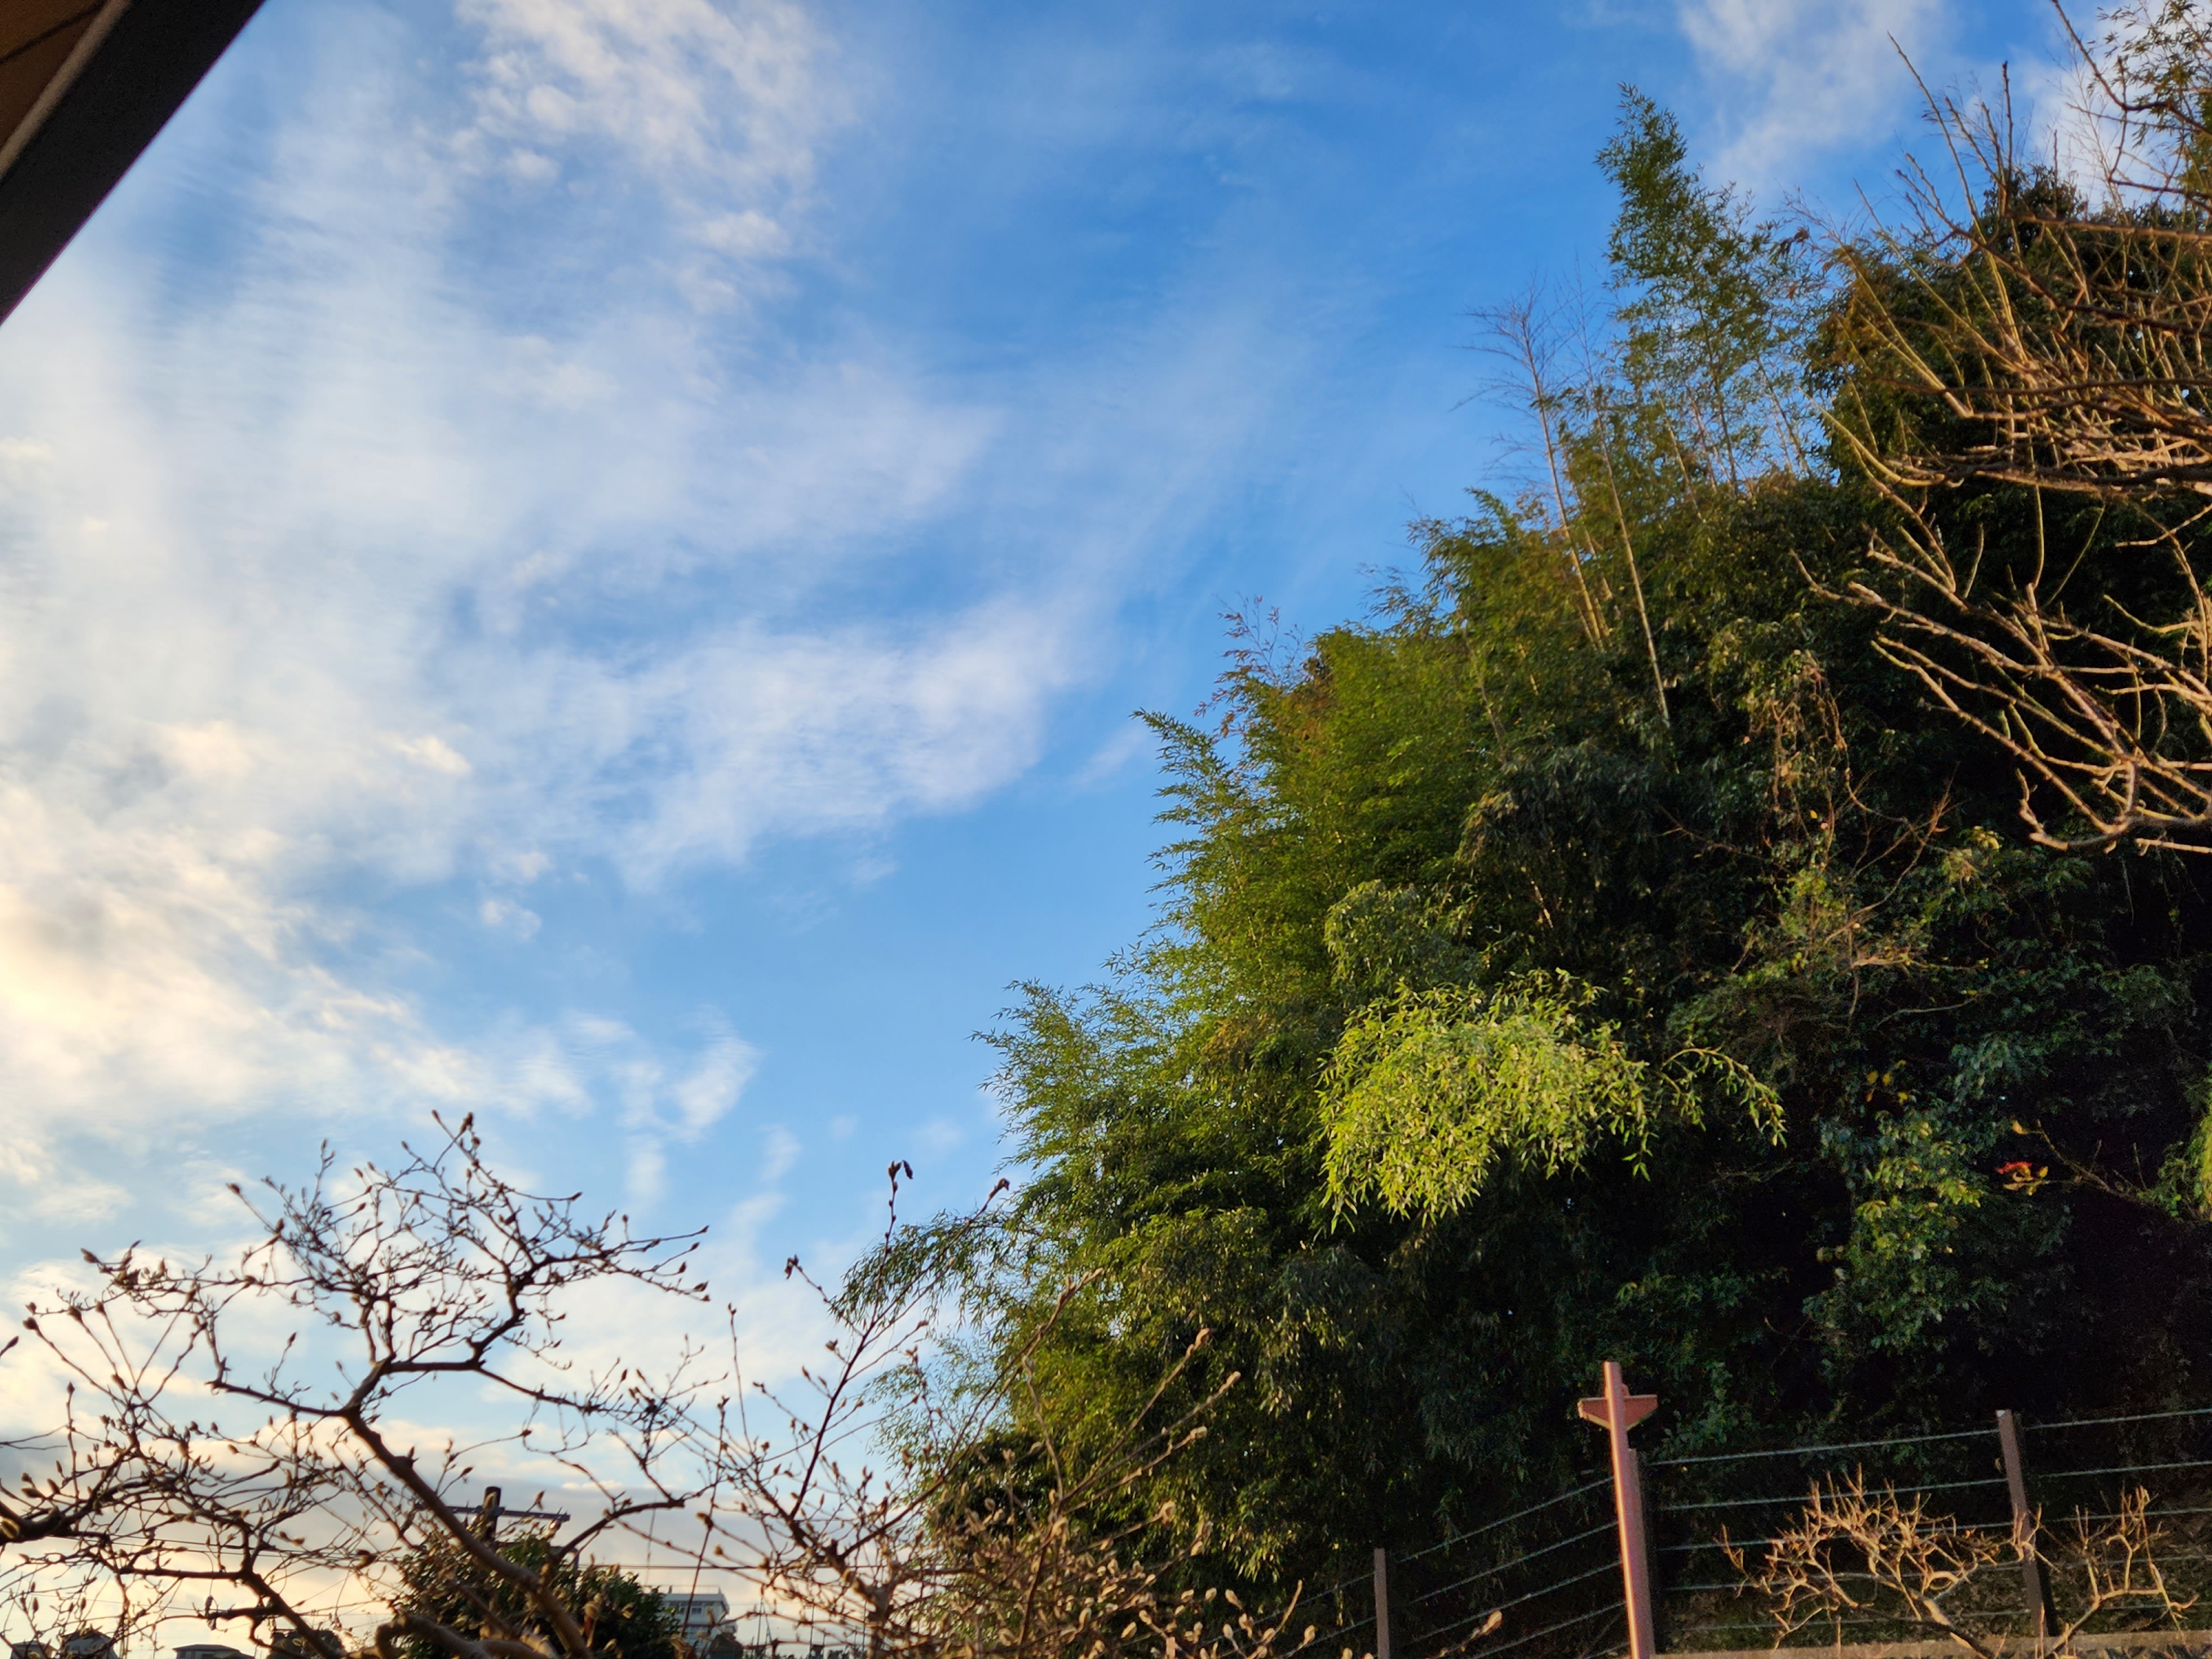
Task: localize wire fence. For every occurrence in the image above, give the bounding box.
[341,1398,2212,1659]
[1644,1411,2012,1655]
[1226,1397,2212,1659]
[1237,1464,1631,1659]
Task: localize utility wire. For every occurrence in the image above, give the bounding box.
[1657,1475,2007,1514]
[1413,1523,1618,1604]
[1399,1479,1613,1565]
[2031,1404,2212,1433]
[1661,1515,1997,1559]
[2036,1457,2212,1481]
[2066,1504,2212,1523]
[1655,1426,1997,1468]
[1660,1560,2010,1597]
[1419,1558,1621,1639]
[1273,1611,1375,1659]
[1439,1598,1623,1659]
[1260,1564,1380,1618]
[1660,1614,1965,1640]
[1239,1566,1379,1644]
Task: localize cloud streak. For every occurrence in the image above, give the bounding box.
[456,0,848,309]
[1675,0,1954,189]
[0,0,1403,1259]
[0,0,1062,1196]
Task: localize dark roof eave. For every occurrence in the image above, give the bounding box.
[0,0,268,327]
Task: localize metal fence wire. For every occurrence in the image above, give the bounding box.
[1258,1475,1628,1659]
[1643,1418,2013,1653]
[1644,1402,2212,1652]
[1241,1395,2212,1659]
[574,1399,2212,1659]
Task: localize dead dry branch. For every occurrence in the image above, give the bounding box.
[0,1133,1281,1659]
[723,1180,1305,1659]
[1738,1475,2196,1659]
[1830,3,2212,849]
[1,1114,720,1659]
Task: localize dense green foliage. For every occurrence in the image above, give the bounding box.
[870,94,2212,1596]
[390,1533,681,1659]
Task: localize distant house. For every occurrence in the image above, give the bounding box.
[655,1590,731,1642]
[0,0,268,324]
[175,1644,253,1659]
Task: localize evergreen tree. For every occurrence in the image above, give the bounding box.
[389,1533,683,1659]
[858,93,2212,1601]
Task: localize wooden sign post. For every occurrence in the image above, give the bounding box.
[1997,1410,2052,1646]
[1579,1361,1659,1659]
[1374,1546,1394,1659]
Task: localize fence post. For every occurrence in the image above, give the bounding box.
[1373,1546,1394,1659]
[1997,1410,2052,1646]
[1579,1361,1659,1659]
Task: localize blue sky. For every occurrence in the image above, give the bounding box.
[0,0,2064,1368]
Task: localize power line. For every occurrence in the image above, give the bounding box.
[1273,1609,1376,1659]
[1413,1523,1616,1606]
[1398,1478,1613,1567]
[2034,1456,2212,1481]
[1655,1425,1997,1469]
[1656,1475,2007,1514]
[1449,1598,1624,1659]
[1419,1559,1621,1644]
[2028,1403,2212,1433]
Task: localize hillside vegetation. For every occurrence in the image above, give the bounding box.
[859,81,2212,1591]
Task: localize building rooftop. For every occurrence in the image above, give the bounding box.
[655,1590,732,1639]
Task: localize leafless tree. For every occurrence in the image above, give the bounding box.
[1830,2,2212,850]
[0,1126,1297,1659]
[721,1172,1307,1659]
[1,1116,720,1659]
[1469,281,1672,728]
[1837,3,2212,502]
[1471,286,1611,649]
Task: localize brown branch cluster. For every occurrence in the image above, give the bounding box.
[723,1200,1304,1659]
[1836,4,2212,502]
[1,1115,720,1659]
[1840,493,2212,850]
[1740,1475,2197,1659]
[1829,3,2212,850]
[0,1133,1281,1659]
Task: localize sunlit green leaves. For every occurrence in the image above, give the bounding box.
[1321,979,1654,1217]
[1810,1105,2008,1354]
[858,83,2212,1603]
[1321,977,1782,1220]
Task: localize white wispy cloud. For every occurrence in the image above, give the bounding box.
[455,0,847,298]
[0,0,1344,1254]
[675,1025,762,1133]
[1674,0,1955,188]
[459,0,833,185]
[0,0,1059,1206]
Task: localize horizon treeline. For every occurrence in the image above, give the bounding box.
[855,83,2212,1595]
